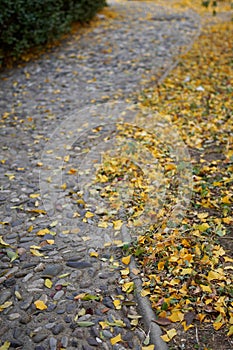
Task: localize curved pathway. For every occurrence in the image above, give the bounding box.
[0,1,200,349]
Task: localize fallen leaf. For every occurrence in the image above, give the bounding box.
[44,279,53,288]
[122,255,131,265]
[34,300,47,310]
[110,334,122,345]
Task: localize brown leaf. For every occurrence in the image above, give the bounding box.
[184,311,196,326]
[152,317,171,326]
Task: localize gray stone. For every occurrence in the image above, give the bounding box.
[102,330,113,339]
[20,295,34,310]
[49,337,57,350]
[61,336,68,347]
[52,323,64,335]
[53,290,64,300]
[8,312,20,320]
[0,290,12,304]
[32,332,48,343]
[66,261,92,269]
[42,264,63,276]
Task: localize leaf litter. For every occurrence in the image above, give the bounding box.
[78,0,233,348]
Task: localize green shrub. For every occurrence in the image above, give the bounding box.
[0,0,106,66]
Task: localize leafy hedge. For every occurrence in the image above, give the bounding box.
[0,0,107,65]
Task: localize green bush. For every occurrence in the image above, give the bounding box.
[0,0,106,66]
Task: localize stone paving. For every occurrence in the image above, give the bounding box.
[0,1,200,349]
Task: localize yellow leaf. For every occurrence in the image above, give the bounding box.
[221,195,231,204]
[29,193,40,198]
[0,236,10,246]
[64,155,70,162]
[200,285,212,293]
[85,211,94,218]
[68,168,77,174]
[113,220,123,230]
[182,321,194,331]
[169,311,184,323]
[46,239,55,245]
[165,163,176,171]
[131,318,139,326]
[158,261,165,270]
[44,279,53,289]
[207,269,225,281]
[122,282,134,293]
[142,346,155,350]
[30,249,44,257]
[197,314,206,322]
[61,183,67,190]
[180,268,192,275]
[36,228,50,236]
[222,216,233,224]
[98,221,108,228]
[160,334,171,343]
[120,268,129,275]
[198,223,210,232]
[227,325,233,337]
[0,341,10,350]
[113,299,121,309]
[213,321,224,330]
[74,293,86,300]
[197,212,209,219]
[122,255,131,265]
[161,328,177,342]
[28,225,33,232]
[0,301,13,312]
[90,252,99,258]
[110,334,122,345]
[141,289,151,297]
[34,300,47,310]
[99,321,108,329]
[224,256,233,263]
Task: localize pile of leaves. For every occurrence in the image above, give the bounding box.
[79,2,232,346]
[122,0,233,346]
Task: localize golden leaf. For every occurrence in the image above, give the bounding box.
[61,183,67,190]
[122,282,134,293]
[90,252,99,258]
[34,300,47,310]
[161,328,177,342]
[0,341,10,350]
[141,289,151,297]
[213,321,224,330]
[0,301,13,312]
[169,311,184,323]
[158,261,165,270]
[98,221,108,228]
[221,195,231,204]
[29,193,40,198]
[36,228,50,236]
[197,212,209,219]
[110,334,122,345]
[113,299,121,309]
[44,279,53,289]
[122,255,131,265]
[0,236,10,247]
[30,249,44,257]
[113,220,123,230]
[85,211,94,218]
[200,285,212,293]
[227,325,233,337]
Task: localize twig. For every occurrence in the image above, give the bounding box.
[195,326,200,348]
